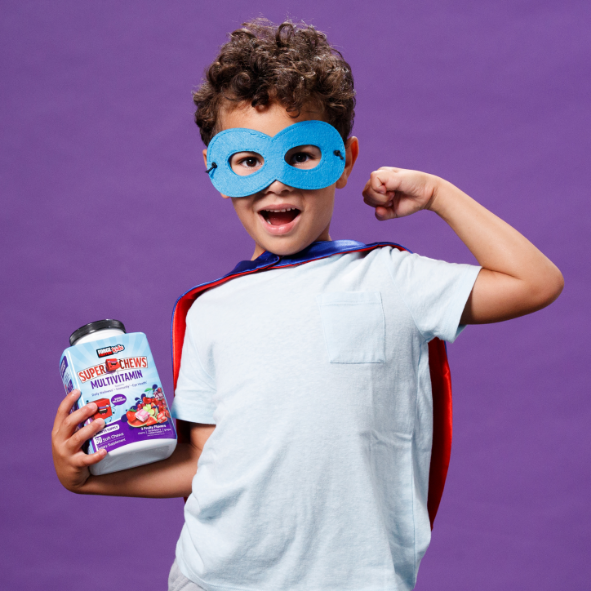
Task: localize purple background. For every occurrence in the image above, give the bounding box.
[2,1,589,589]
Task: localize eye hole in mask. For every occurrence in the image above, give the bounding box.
[229,152,265,176]
[284,145,322,170]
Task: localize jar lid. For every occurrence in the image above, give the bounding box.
[69,319,126,346]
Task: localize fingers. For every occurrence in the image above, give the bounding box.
[363,183,394,209]
[363,171,397,221]
[53,389,82,432]
[370,167,402,194]
[62,404,98,440]
[52,393,108,490]
[363,169,399,208]
[72,448,107,468]
[363,167,437,221]
[68,417,106,453]
[56,400,99,442]
[363,187,393,208]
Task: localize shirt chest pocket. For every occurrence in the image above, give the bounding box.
[316,291,386,364]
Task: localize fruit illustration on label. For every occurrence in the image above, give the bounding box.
[125,384,170,427]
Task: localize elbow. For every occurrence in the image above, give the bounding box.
[553,268,565,300]
[545,264,564,304]
[532,265,564,310]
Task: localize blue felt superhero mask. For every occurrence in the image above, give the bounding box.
[205,120,346,198]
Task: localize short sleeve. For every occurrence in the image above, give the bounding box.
[385,248,481,343]
[171,317,217,425]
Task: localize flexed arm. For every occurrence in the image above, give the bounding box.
[362,168,564,323]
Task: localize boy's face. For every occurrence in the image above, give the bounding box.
[204,101,358,259]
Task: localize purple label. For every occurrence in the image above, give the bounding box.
[92,417,175,452]
[60,356,69,380]
[111,394,126,406]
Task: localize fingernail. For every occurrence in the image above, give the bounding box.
[87,403,97,411]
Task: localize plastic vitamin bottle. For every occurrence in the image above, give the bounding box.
[59,319,177,475]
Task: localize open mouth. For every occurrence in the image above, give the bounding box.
[259,207,301,226]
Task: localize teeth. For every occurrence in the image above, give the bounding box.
[262,207,297,212]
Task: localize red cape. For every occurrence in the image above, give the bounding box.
[171,240,452,529]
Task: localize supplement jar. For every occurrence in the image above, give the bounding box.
[59,319,177,475]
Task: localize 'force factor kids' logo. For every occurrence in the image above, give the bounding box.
[96,344,125,358]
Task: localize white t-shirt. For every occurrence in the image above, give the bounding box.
[172,246,481,591]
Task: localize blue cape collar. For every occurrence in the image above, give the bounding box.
[229,240,371,275]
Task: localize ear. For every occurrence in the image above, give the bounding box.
[335,137,359,189]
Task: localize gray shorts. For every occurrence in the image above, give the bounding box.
[168,559,207,591]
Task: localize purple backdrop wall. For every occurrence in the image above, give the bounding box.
[2,1,589,589]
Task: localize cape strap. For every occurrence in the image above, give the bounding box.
[170,240,452,529]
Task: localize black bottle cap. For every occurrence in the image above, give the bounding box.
[69,319,126,346]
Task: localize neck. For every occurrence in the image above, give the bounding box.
[251,230,332,260]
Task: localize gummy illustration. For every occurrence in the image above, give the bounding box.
[126,384,171,428]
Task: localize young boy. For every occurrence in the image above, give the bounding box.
[51,19,563,591]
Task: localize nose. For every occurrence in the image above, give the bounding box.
[264,179,293,195]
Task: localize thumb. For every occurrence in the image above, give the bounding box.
[375,204,398,221]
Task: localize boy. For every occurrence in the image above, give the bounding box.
[51,19,563,591]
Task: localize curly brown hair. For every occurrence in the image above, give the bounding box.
[193,18,356,145]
